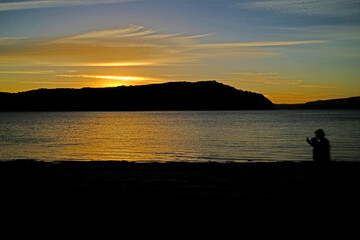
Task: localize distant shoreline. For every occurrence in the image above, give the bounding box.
[275,96,360,109]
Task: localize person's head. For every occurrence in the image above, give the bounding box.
[315,129,326,139]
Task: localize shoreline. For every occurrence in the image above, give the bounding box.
[2,160,359,238]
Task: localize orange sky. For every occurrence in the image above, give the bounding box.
[1,1,359,104]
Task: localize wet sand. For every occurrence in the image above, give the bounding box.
[1,160,359,239]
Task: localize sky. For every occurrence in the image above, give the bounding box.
[0,0,359,103]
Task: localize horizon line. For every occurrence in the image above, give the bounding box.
[1,80,358,105]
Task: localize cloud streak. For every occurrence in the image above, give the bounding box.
[194,40,327,48]
[230,72,303,85]
[0,0,134,12]
[58,74,153,82]
[0,25,327,67]
[239,0,360,16]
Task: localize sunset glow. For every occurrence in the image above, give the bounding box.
[87,62,155,67]
[60,74,151,82]
[1,2,360,231]
[0,0,359,103]
[57,74,158,88]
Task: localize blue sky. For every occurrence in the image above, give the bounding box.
[0,0,359,103]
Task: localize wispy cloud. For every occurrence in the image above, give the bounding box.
[230,72,303,85]
[239,0,360,16]
[0,25,197,66]
[0,0,134,12]
[194,40,327,48]
[58,74,153,82]
[0,70,54,75]
[300,84,339,89]
[230,72,339,90]
[0,24,327,67]
[270,25,360,41]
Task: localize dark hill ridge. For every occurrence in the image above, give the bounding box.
[0,81,274,111]
[276,96,360,109]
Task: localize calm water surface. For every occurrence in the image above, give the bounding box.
[0,110,359,162]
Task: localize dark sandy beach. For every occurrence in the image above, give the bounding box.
[1,160,359,239]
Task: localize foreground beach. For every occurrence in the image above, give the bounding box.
[1,160,359,238]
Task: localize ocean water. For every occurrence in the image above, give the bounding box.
[0,110,359,162]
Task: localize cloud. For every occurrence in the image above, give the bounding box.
[0,24,328,67]
[230,72,339,91]
[300,84,339,89]
[58,74,153,82]
[0,70,54,75]
[270,25,360,41]
[193,40,327,48]
[230,72,303,85]
[0,0,134,11]
[239,0,360,16]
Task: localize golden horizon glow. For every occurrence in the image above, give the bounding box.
[1,24,359,103]
[56,74,160,88]
[86,62,155,67]
[59,74,151,81]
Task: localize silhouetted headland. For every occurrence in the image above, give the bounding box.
[276,96,360,109]
[0,81,274,111]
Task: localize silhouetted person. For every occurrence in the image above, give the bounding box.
[307,129,330,163]
[307,137,320,162]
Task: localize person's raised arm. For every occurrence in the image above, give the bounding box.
[306,137,312,146]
